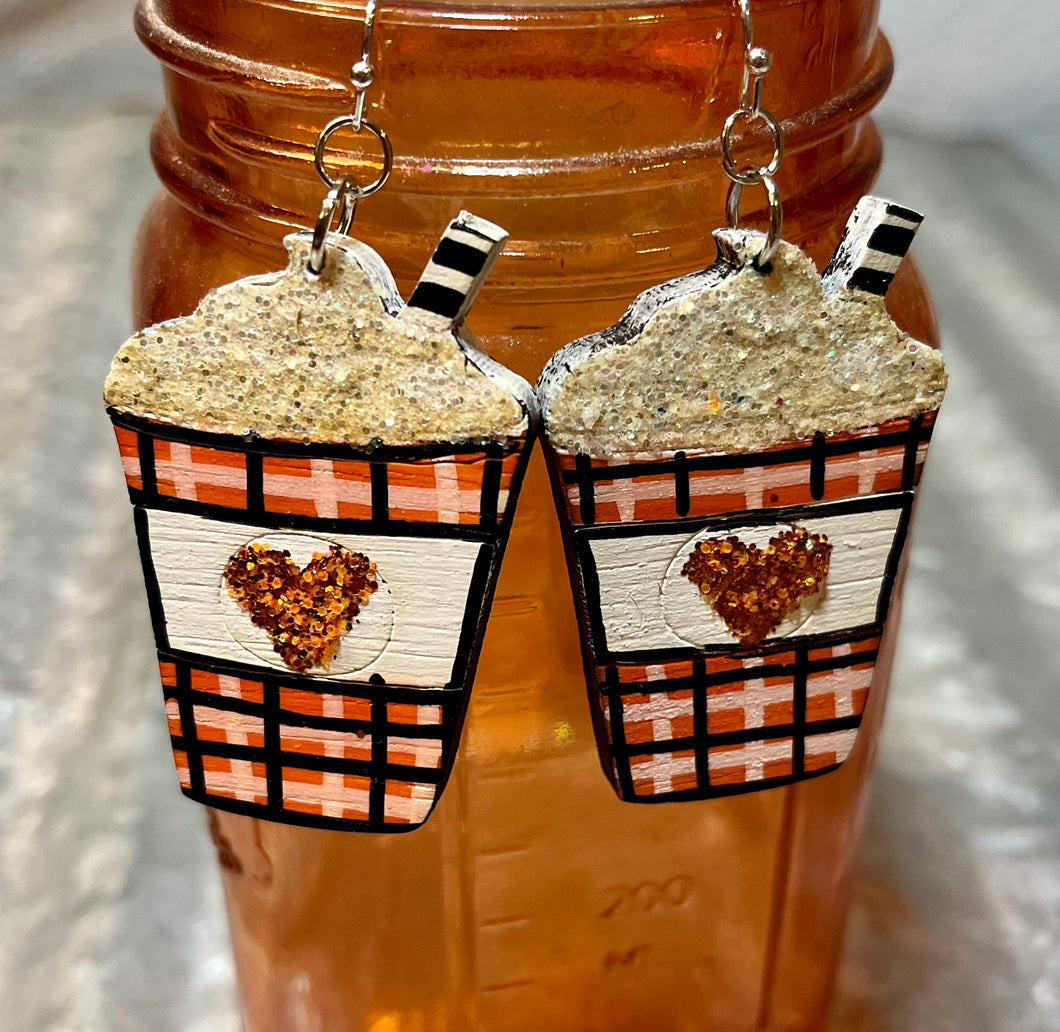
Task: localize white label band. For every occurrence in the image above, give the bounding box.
[145,508,484,687]
[587,502,903,654]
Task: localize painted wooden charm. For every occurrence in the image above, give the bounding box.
[105,213,537,831]
[538,196,946,804]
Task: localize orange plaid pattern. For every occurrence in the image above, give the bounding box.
[261,451,520,524]
[557,413,935,525]
[599,635,880,800]
[805,729,861,772]
[113,425,141,491]
[171,749,193,791]
[279,684,370,723]
[189,668,265,706]
[159,657,453,831]
[116,409,532,831]
[806,639,876,723]
[602,651,774,687]
[154,439,248,508]
[200,754,270,806]
[387,736,444,769]
[628,748,700,797]
[262,454,374,519]
[192,702,269,805]
[112,416,525,527]
[707,738,796,787]
[161,664,270,804]
[276,685,373,766]
[278,722,373,763]
[628,736,797,796]
[281,768,372,822]
[164,699,191,791]
[387,701,442,726]
[277,770,437,825]
[382,780,439,826]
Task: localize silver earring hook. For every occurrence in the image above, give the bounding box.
[306,0,392,274]
[721,0,784,268]
[351,0,379,133]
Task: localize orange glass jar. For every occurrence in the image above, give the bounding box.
[132,2,937,1029]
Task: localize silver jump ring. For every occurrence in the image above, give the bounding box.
[725,164,763,188]
[721,107,784,180]
[307,177,360,276]
[726,173,783,268]
[313,116,394,195]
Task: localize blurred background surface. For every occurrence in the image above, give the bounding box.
[0,1,1057,1030]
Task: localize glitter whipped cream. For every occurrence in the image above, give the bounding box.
[541,235,946,457]
[105,235,531,447]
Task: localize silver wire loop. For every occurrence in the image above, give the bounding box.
[306,177,360,276]
[726,174,783,267]
[313,116,393,194]
[721,107,784,182]
[722,0,785,264]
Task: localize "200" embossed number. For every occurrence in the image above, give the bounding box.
[599,875,694,919]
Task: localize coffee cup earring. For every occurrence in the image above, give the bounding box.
[536,0,946,804]
[104,0,538,832]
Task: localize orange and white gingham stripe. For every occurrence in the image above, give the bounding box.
[805,729,860,772]
[705,653,798,732]
[278,771,437,825]
[161,664,270,803]
[261,455,374,519]
[603,656,799,746]
[386,737,444,769]
[613,689,695,747]
[164,698,192,791]
[600,635,879,798]
[381,780,438,825]
[707,738,796,787]
[387,701,442,726]
[384,453,518,524]
[278,684,370,723]
[188,668,265,705]
[601,649,781,687]
[154,440,248,509]
[193,704,269,804]
[278,722,373,764]
[624,737,798,796]
[805,644,874,723]
[558,413,935,525]
[159,660,446,825]
[627,749,700,797]
[281,769,372,822]
[115,418,524,526]
[262,451,521,524]
[113,426,142,491]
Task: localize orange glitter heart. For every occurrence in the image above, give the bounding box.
[681,526,832,648]
[224,542,377,673]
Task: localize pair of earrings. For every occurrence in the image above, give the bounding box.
[104,0,946,832]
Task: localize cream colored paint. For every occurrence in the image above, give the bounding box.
[147,508,483,686]
[587,503,903,654]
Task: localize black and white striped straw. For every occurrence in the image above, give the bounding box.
[399,211,509,332]
[822,195,924,299]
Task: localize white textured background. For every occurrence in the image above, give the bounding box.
[879,0,1060,179]
[0,2,1057,1031]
